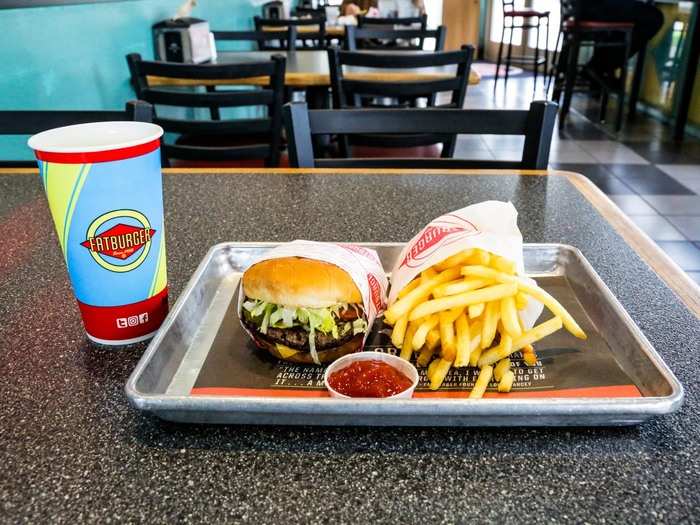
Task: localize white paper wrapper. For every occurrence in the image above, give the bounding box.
[238,241,389,362]
[388,201,544,328]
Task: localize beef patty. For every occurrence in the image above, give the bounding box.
[242,317,359,351]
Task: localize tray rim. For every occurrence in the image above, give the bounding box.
[125,242,684,419]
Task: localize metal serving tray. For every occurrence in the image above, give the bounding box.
[125,243,683,426]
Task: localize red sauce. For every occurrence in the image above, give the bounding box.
[328,360,413,398]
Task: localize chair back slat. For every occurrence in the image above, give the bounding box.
[154,117,272,136]
[127,53,286,167]
[283,101,558,170]
[212,27,297,51]
[128,56,280,80]
[163,143,271,161]
[0,101,152,135]
[340,78,461,98]
[346,25,446,51]
[0,101,153,166]
[334,47,465,68]
[141,88,274,108]
[306,108,531,135]
[357,14,427,29]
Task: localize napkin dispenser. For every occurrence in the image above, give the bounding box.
[153,17,213,63]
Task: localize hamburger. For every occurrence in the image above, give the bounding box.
[240,257,368,364]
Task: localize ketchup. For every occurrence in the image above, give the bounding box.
[328,360,413,398]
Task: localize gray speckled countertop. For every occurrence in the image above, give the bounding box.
[0,171,698,524]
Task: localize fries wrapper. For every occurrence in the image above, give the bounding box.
[388,201,544,328]
[237,240,389,351]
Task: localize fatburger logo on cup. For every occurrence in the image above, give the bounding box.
[80,209,157,272]
[389,201,532,305]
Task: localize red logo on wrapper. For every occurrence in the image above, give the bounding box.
[401,216,479,268]
[367,273,385,311]
[340,243,382,265]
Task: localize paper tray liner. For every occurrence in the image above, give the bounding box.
[191,275,641,399]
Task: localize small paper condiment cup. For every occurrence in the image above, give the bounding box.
[324,351,419,399]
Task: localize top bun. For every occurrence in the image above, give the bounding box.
[242,257,362,308]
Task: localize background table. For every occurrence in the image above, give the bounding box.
[147,50,481,88]
[0,168,697,522]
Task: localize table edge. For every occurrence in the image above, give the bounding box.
[2,167,697,316]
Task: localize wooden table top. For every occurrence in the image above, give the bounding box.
[147,49,480,88]
[262,24,346,37]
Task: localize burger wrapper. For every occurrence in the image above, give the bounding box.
[237,240,389,357]
[388,201,544,329]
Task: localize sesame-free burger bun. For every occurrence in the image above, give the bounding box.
[242,257,362,308]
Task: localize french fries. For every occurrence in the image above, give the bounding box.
[461,265,586,339]
[400,320,420,361]
[387,248,586,398]
[493,358,511,382]
[384,267,461,324]
[412,314,439,351]
[408,283,517,321]
[453,312,471,367]
[469,365,493,399]
[430,359,454,390]
[468,303,485,318]
[498,370,515,393]
[522,344,538,366]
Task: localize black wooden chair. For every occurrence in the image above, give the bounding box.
[284,101,558,169]
[328,46,474,157]
[254,16,326,50]
[494,0,550,87]
[345,25,446,52]
[212,27,297,51]
[0,101,152,167]
[550,0,633,131]
[126,53,286,167]
[358,14,427,28]
[357,14,429,50]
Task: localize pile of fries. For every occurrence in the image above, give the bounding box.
[384,248,587,398]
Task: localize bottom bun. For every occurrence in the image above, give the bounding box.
[252,333,365,364]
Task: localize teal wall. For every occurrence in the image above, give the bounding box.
[0,0,259,159]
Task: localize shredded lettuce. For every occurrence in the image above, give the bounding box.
[242,299,367,339]
[352,318,368,335]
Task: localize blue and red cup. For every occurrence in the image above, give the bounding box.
[28,122,168,345]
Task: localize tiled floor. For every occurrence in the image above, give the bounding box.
[456,67,700,285]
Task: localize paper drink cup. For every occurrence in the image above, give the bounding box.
[28,121,168,345]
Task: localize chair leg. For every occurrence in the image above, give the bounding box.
[442,136,457,158]
[534,22,540,89]
[600,89,609,122]
[552,38,569,104]
[559,36,580,129]
[504,25,514,83]
[495,24,506,86]
[615,30,633,132]
[543,16,550,94]
[548,29,562,94]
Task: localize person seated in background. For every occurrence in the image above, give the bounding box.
[341,0,424,18]
[377,0,425,18]
[340,0,378,16]
[580,0,664,88]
